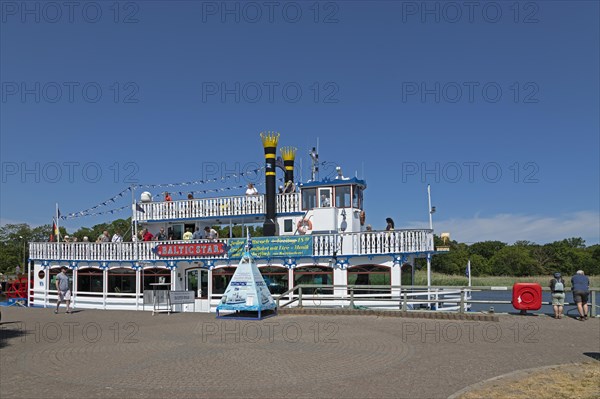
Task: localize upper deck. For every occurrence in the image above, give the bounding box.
[136,192,301,223]
[29,229,434,262]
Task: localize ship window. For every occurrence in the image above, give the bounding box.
[108,268,136,293]
[142,267,171,292]
[335,186,351,208]
[77,268,103,295]
[260,266,289,295]
[352,187,363,209]
[212,267,236,295]
[347,265,391,294]
[302,188,317,210]
[319,188,332,207]
[284,219,293,233]
[293,266,333,294]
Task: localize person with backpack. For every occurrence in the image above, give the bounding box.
[550,272,566,319]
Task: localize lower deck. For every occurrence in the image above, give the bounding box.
[30,254,440,312]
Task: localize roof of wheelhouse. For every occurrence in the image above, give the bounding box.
[299,177,367,189]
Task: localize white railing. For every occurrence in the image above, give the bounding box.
[355,229,434,254]
[136,193,301,221]
[29,229,434,262]
[29,239,229,262]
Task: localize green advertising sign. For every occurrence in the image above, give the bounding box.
[228,236,313,259]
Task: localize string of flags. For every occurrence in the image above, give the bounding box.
[65,187,131,218]
[144,182,266,199]
[61,179,266,220]
[135,167,264,189]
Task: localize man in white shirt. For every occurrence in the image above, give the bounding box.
[112,232,123,242]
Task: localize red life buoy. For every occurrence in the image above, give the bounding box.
[297,219,313,235]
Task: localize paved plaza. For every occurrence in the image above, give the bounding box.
[1,307,598,398]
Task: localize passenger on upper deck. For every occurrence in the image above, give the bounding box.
[142,229,154,242]
[386,218,395,231]
[204,226,219,240]
[164,192,172,202]
[154,227,167,241]
[183,228,193,240]
[245,183,258,196]
[192,227,203,240]
[283,180,295,193]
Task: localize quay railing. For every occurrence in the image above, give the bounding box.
[29,229,435,261]
[275,285,600,317]
[136,193,301,221]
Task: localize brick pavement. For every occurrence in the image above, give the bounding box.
[1,307,598,398]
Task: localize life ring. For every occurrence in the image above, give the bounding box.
[297,219,312,235]
[359,210,366,226]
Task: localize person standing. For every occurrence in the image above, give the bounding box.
[245,183,258,196]
[550,272,565,319]
[385,218,395,231]
[571,270,590,321]
[183,228,193,240]
[192,227,203,240]
[204,226,219,240]
[55,266,72,314]
[112,231,123,242]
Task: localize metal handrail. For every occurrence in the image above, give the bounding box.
[276,284,600,317]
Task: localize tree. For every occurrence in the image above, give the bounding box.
[489,246,539,276]
[469,241,507,260]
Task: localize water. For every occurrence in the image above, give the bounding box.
[468,290,581,316]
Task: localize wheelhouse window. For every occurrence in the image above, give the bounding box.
[260,266,289,295]
[319,188,332,207]
[347,265,391,294]
[77,268,103,295]
[108,268,136,293]
[352,186,363,209]
[293,266,333,294]
[302,188,317,210]
[142,267,171,292]
[212,267,236,295]
[335,185,351,208]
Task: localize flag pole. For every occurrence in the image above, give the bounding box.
[56,203,61,257]
[56,203,60,242]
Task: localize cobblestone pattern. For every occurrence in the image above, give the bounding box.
[0,308,598,398]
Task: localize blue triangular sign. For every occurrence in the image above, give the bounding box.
[216,248,277,319]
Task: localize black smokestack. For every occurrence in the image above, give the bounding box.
[280,146,297,190]
[260,131,279,236]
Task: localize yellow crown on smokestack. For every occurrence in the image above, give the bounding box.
[260,131,280,148]
[280,146,297,161]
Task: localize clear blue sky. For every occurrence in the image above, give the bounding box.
[1,1,598,245]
